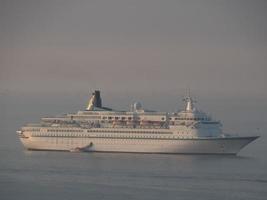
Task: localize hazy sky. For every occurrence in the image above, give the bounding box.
[0,0,267,99]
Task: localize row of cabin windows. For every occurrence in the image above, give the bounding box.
[33,133,86,137]
[101,116,166,121]
[100,116,209,121]
[32,133,193,139]
[47,129,83,132]
[169,117,209,121]
[38,130,170,135]
[102,116,137,120]
[34,136,195,144]
[87,129,170,134]
[45,129,169,135]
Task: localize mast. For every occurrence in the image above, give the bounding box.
[183,89,196,112]
[184,97,195,112]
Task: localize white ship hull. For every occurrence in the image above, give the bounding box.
[20,135,258,155]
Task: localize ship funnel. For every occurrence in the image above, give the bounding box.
[94,90,102,107]
[86,90,102,110]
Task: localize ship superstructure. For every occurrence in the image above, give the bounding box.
[17,91,259,154]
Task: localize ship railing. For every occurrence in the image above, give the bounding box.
[25,123,43,127]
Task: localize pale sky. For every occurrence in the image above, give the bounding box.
[0,0,267,99]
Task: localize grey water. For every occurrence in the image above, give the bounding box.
[0,93,267,200]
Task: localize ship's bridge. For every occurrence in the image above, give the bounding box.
[175,96,212,121]
[177,108,211,121]
[169,96,222,137]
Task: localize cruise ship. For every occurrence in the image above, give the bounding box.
[17,91,259,154]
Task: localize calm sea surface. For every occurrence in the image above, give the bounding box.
[0,94,266,200]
